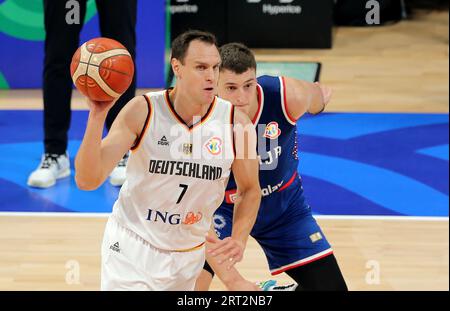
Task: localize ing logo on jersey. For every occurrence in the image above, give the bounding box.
[146,209,202,226]
[263,122,281,139]
[182,212,202,225]
[205,137,222,155]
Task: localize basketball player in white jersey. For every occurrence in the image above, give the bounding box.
[75,30,261,291]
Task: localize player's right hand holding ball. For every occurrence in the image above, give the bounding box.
[70,37,134,115]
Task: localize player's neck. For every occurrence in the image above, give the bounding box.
[169,87,211,126]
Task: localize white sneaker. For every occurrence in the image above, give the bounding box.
[27,152,71,188]
[109,152,129,186]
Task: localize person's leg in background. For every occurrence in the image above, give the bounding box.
[254,207,348,291]
[28,0,87,188]
[249,184,348,291]
[285,254,348,291]
[96,0,137,130]
[96,0,137,186]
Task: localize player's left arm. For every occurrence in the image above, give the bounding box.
[207,108,261,267]
[283,76,332,121]
[230,108,261,252]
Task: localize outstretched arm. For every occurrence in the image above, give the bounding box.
[283,76,332,121]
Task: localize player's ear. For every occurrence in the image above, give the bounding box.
[171,58,182,79]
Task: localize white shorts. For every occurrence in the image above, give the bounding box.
[101,216,205,291]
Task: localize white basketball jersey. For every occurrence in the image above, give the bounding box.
[112,90,235,251]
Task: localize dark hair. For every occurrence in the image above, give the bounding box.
[171,30,218,64]
[219,42,257,74]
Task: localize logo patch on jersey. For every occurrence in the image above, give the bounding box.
[146,209,203,226]
[263,122,281,139]
[213,214,227,230]
[261,180,284,197]
[110,242,121,253]
[310,232,323,243]
[182,143,193,155]
[205,137,222,155]
[182,212,202,225]
[158,136,169,146]
[225,189,238,204]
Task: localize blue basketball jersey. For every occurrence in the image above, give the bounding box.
[216,76,333,273]
[224,75,307,218]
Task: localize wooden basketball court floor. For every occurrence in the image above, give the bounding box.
[0,10,448,291]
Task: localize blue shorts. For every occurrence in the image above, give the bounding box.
[214,178,333,275]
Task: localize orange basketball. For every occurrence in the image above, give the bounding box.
[70,37,134,102]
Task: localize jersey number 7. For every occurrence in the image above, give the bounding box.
[177,184,188,204]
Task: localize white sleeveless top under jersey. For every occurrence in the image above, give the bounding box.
[112,90,235,251]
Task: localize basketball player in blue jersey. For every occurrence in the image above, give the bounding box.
[75,32,262,290]
[196,43,348,291]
